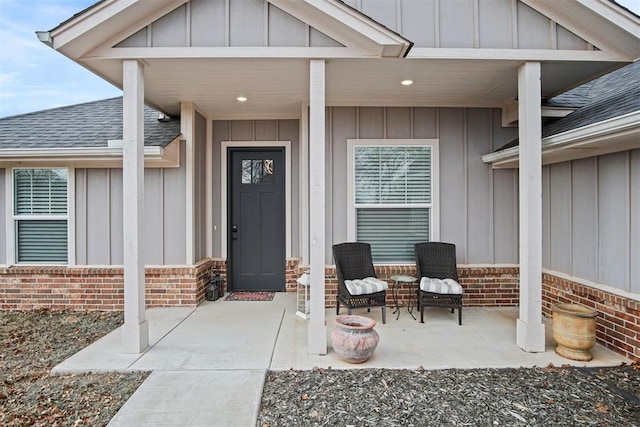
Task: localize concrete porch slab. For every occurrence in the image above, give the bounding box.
[270,299,629,370]
[130,297,287,371]
[106,370,265,427]
[52,307,195,375]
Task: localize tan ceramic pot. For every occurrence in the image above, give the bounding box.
[331,315,379,363]
[552,303,597,361]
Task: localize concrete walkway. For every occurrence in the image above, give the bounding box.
[52,293,630,426]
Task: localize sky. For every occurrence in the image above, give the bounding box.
[0,0,639,119]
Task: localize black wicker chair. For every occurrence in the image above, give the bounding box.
[414,242,463,325]
[333,242,387,324]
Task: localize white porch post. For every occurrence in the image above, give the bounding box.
[121,59,149,353]
[516,61,545,352]
[308,59,327,355]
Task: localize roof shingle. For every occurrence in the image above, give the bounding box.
[0,97,181,150]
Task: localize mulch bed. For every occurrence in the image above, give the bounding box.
[0,310,148,426]
[258,365,640,426]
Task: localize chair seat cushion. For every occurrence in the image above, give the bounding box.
[420,277,463,295]
[344,277,388,295]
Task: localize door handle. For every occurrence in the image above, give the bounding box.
[232,224,238,240]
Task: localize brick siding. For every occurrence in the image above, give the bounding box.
[0,260,218,311]
[315,265,520,309]
[542,273,640,362]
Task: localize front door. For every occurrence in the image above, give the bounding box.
[228,148,285,291]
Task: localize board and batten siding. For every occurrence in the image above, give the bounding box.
[543,149,640,294]
[0,169,5,264]
[211,119,300,258]
[117,0,341,48]
[116,0,589,51]
[346,0,590,50]
[328,106,519,265]
[74,144,187,266]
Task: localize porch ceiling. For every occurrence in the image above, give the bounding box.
[82,57,621,118]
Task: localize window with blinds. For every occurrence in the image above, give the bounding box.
[353,145,432,263]
[13,169,68,263]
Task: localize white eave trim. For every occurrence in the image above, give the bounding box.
[406,48,627,61]
[269,0,412,58]
[0,136,181,168]
[522,0,640,60]
[87,46,368,60]
[482,110,640,166]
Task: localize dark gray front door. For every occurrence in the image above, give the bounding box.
[228,148,285,291]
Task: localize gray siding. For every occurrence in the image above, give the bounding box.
[327,106,519,264]
[163,143,188,264]
[347,0,589,49]
[117,0,342,48]
[117,0,588,50]
[74,146,187,265]
[212,119,300,257]
[0,170,5,264]
[543,149,639,293]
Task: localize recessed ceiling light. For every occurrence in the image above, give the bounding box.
[237,96,247,102]
[401,80,414,86]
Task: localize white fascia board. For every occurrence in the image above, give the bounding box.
[576,0,640,37]
[47,0,186,57]
[269,0,411,57]
[87,46,367,60]
[407,48,626,61]
[482,110,640,166]
[521,0,640,60]
[541,106,575,118]
[0,136,181,168]
[308,0,410,52]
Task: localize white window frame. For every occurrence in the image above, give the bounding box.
[346,139,440,262]
[8,167,74,265]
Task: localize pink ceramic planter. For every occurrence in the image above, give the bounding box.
[331,314,380,363]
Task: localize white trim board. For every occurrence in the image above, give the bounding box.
[346,138,440,248]
[482,110,640,168]
[220,141,292,259]
[7,167,74,266]
[0,138,181,168]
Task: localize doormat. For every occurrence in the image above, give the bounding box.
[225,292,275,301]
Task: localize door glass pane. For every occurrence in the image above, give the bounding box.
[241,159,274,184]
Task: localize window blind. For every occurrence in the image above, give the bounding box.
[355,146,431,204]
[353,145,432,262]
[14,169,67,215]
[16,220,68,263]
[357,208,429,263]
[13,169,68,264]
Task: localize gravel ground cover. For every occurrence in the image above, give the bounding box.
[0,310,148,426]
[259,365,640,426]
